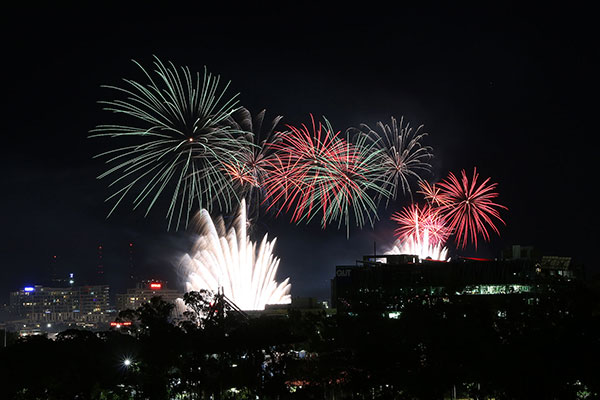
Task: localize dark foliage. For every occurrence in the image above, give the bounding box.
[1,284,599,399]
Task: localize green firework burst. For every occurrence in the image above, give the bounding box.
[90,56,244,230]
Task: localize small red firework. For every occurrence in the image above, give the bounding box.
[436,167,507,249]
[391,203,450,246]
[223,162,260,187]
[417,180,448,206]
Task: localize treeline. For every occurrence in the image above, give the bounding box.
[1,285,599,400]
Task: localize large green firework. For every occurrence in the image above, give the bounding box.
[90,57,244,230]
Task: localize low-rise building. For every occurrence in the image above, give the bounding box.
[331,250,581,315]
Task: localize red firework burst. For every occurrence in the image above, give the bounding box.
[263,115,346,222]
[436,167,507,249]
[391,203,450,246]
[262,115,378,228]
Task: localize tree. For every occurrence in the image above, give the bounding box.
[181,289,214,329]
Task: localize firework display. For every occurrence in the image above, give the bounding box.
[179,199,291,311]
[416,180,447,206]
[262,115,388,233]
[435,167,507,249]
[349,116,433,204]
[91,59,401,234]
[391,168,506,259]
[391,203,450,247]
[91,57,507,287]
[222,107,283,220]
[90,57,243,230]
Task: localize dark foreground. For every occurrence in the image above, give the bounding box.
[1,284,599,400]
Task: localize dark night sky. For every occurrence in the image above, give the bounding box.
[1,6,595,303]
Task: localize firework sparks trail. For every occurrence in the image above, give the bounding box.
[417,180,448,206]
[179,199,291,311]
[221,108,284,220]
[89,56,243,230]
[436,167,507,249]
[349,116,433,204]
[262,115,388,233]
[391,203,450,246]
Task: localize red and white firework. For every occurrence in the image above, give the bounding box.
[391,203,450,246]
[262,115,386,231]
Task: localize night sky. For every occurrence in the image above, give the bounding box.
[1,7,594,304]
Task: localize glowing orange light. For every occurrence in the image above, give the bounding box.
[110,321,132,327]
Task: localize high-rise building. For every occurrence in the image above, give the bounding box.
[49,254,59,285]
[128,242,135,285]
[97,244,105,284]
[9,284,114,325]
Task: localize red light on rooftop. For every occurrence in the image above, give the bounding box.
[149,283,162,289]
[460,256,493,262]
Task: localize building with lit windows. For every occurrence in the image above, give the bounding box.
[331,249,582,315]
[115,280,182,312]
[8,284,114,326]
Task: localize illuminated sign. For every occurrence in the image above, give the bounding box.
[24,286,35,292]
[149,283,162,290]
[110,321,132,327]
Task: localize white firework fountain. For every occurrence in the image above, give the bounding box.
[179,199,291,311]
[385,230,449,262]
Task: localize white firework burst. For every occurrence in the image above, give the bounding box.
[179,199,291,310]
[385,230,449,262]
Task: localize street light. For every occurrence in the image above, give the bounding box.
[123,358,132,367]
